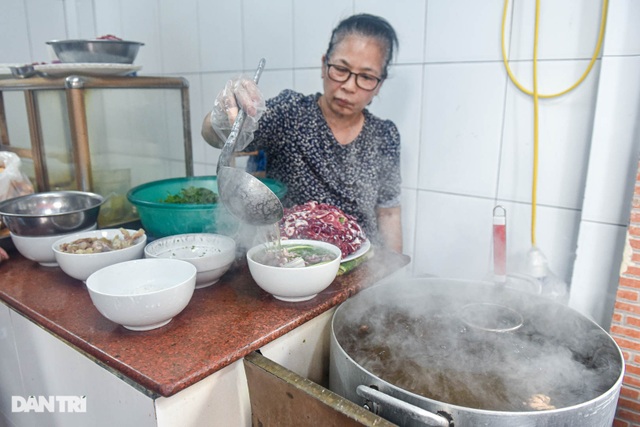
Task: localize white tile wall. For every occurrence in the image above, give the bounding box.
[0,1,32,63]
[293,68,323,97]
[499,59,601,210]
[509,0,605,61]
[419,61,506,198]
[601,0,640,56]
[413,191,496,279]
[159,0,201,75]
[355,0,426,65]
[293,1,353,68]
[4,0,640,327]
[93,0,123,39]
[425,0,506,62]
[67,0,96,40]
[197,0,244,72]
[368,64,423,190]
[242,0,293,70]
[23,0,67,62]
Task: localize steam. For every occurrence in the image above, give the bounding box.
[334,279,622,412]
[213,203,279,257]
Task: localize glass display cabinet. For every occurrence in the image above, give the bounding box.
[0,74,193,226]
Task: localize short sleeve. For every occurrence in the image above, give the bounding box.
[376,120,402,208]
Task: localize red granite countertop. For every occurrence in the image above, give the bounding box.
[0,247,409,398]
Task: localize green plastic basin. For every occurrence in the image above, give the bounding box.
[127,176,286,238]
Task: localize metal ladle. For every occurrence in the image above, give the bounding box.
[459,302,523,333]
[216,58,284,226]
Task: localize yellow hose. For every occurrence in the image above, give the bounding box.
[501,0,609,245]
[532,1,540,246]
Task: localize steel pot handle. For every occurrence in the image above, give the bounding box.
[356,385,451,427]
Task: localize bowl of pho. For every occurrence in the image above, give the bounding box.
[246,239,341,302]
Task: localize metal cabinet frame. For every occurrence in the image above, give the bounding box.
[0,75,193,192]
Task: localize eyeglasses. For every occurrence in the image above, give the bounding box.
[325,63,382,91]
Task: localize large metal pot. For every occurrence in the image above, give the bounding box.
[330,278,624,426]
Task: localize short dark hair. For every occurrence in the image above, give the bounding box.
[325,14,399,79]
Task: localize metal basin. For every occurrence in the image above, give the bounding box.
[0,191,104,236]
[47,39,144,64]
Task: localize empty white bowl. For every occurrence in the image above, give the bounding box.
[11,224,97,267]
[144,233,236,289]
[246,239,341,302]
[86,258,197,331]
[52,229,147,282]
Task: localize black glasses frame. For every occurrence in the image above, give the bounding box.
[325,63,382,91]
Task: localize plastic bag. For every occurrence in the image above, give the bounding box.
[0,152,34,201]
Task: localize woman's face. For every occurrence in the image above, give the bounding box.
[321,34,386,119]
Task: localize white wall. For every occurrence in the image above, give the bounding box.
[2,0,639,328]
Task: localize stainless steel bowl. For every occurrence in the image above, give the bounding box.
[0,191,104,237]
[47,39,144,64]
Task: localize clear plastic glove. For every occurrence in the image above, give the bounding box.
[0,152,34,200]
[209,77,266,151]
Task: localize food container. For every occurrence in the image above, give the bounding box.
[86,258,196,331]
[127,176,286,238]
[144,233,236,289]
[47,39,144,64]
[53,228,147,282]
[246,239,342,302]
[10,224,97,267]
[330,278,624,426]
[0,191,103,236]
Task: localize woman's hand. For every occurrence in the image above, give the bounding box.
[0,247,9,262]
[202,77,266,150]
[218,78,264,124]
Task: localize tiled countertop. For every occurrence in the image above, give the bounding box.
[0,247,409,398]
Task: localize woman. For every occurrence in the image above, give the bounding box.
[202,14,402,252]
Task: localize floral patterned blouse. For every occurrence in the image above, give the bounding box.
[248,89,401,244]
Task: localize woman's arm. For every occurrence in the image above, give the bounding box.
[377,206,403,253]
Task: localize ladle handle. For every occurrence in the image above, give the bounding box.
[217,58,266,173]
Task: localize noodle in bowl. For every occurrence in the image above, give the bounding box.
[246,239,341,302]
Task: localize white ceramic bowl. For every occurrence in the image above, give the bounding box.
[246,239,341,302]
[11,224,97,267]
[86,258,197,331]
[52,229,147,282]
[144,233,236,289]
